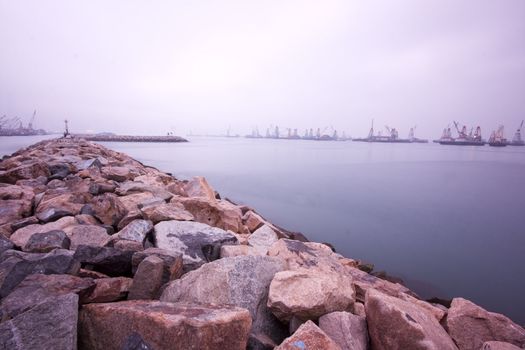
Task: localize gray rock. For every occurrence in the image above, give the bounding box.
[0,293,78,350]
[116,219,153,243]
[128,255,164,300]
[0,249,80,298]
[65,224,110,250]
[319,311,369,350]
[132,248,183,284]
[276,320,342,350]
[23,230,71,253]
[10,216,77,249]
[248,224,279,254]
[161,255,288,345]
[36,208,73,223]
[73,245,134,277]
[0,236,14,256]
[0,273,94,318]
[154,220,238,272]
[10,216,39,232]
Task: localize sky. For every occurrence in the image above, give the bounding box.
[1,0,525,138]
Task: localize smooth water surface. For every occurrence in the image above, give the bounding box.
[2,136,525,324]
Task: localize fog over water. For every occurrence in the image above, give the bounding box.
[1,1,525,138]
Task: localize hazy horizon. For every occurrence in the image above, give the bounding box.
[1,1,525,138]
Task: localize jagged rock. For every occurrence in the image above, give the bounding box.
[79,301,252,350]
[352,302,366,317]
[76,157,104,170]
[220,244,264,258]
[10,216,39,232]
[248,224,279,254]
[75,214,100,225]
[83,277,133,303]
[365,289,457,350]
[0,183,33,200]
[116,181,173,201]
[276,320,342,350]
[46,178,65,189]
[101,166,134,182]
[128,255,164,300]
[161,256,287,345]
[0,249,80,298]
[64,224,110,250]
[0,161,50,184]
[481,341,523,350]
[115,219,153,244]
[0,273,94,318]
[23,230,71,252]
[131,248,183,284]
[154,220,238,272]
[73,245,134,277]
[176,197,245,233]
[267,269,355,322]
[89,193,128,227]
[345,265,416,303]
[0,293,78,350]
[398,293,446,322]
[445,298,525,350]
[268,238,347,274]
[112,240,144,251]
[0,233,13,250]
[35,192,91,222]
[183,176,217,201]
[0,199,31,226]
[10,216,77,248]
[140,202,194,223]
[319,311,369,350]
[47,162,72,179]
[242,210,265,232]
[137,197,165,209]
[15,176,47,193]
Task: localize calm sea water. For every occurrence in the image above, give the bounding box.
[2,135,525,324]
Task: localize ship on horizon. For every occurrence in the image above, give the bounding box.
[353,120,428,143]
[435,121,486,146]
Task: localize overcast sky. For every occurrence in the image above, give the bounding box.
[1,1,524,138]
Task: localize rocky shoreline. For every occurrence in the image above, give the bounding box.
[0,137,523,350]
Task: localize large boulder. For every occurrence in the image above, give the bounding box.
[88,193,128,227]
[160,256,288,346]
[267,269,355,322]
[248,224,279,254]
[242,210,265,232]
[73,245,134,277]
[154,220,238,272]
[176,197,245,233]
[79,301,252,350]
[276,320,342,350]
[365,289,457,350]
[0,249,80,298]
[114,219,153,244]
[0,161,50,184]
[23,230,71,253]
[83,277,133,303]
[445,298,525,350]
[0,199,32,226]
[65,224,110,249]
[0,273,95,318]
[318,311,369,350]
[101,166,134,182]
[183,176,217,201]
[0,293,78,350]
[0,236,14,256]
[140,202,194,223]
[36,192,90,222]
[128,255,164,300]
[131,248,183,284]
[10,216,77,248]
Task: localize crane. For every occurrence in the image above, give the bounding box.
[28,110,36,130]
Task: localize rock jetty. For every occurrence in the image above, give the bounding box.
[74,134,188,143]
[0,137,524,350]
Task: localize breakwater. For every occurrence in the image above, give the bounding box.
[0,137,523,349]
[74,134,188,143]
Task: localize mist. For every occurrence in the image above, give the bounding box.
[1,0,524,138]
